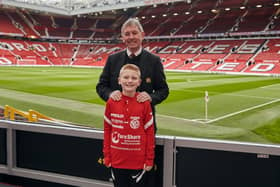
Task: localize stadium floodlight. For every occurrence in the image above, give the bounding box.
[211,9,217,13]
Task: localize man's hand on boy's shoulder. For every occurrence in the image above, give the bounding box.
[137,91,151,103]
[110,90,122,101]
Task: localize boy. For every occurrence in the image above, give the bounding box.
[103,64,155,187]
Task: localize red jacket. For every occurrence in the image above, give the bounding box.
[103,93,155,170]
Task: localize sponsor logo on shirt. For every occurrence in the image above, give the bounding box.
[112,131,120,144]
[111,131,141,145]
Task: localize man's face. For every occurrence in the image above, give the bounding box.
[121,25,144,52]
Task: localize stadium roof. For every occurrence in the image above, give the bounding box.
[0,0,191,16]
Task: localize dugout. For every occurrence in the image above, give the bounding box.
[0,120,280,187]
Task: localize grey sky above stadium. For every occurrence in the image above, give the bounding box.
[0,0,191,16]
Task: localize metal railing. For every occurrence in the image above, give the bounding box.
[1,120,280,187]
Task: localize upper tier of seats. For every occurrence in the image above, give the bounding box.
[0,0,279,40]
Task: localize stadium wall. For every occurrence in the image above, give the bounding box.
[0,120,280,187]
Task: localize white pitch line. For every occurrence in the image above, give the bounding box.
[216,91,279,100]
[206,98,280,124]
[261,87,280,90]
[261,84,280,89]
[174,89,278,100]
[158,98,280,124]
[157,114,205,124]
[158,90,280,124]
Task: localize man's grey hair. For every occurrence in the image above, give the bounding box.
[121,18,144,33]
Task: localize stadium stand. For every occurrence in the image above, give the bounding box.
[202,9,245,34]
[254,39,280,63]
[0,0,279,75]
[234,7,277,33]
[6,11,39,38]
[0,11,23,36]
[1,36,280,74]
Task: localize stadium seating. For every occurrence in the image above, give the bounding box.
[7,11,39,37]
[234,7,276,33]
[72,29,93,39]
[216,0,245,8]
[0,12,23,36]
[1,36,280,74]
[254,39,280,63]
[0,0,279,75]
[244,61,280,74]
[202,9,245,34]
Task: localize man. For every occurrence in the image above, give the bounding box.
[96,17,169,187]
[96,18,169,131]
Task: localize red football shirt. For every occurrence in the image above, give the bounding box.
[103,93,155,170]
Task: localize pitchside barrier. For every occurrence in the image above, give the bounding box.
[0,120,280,187]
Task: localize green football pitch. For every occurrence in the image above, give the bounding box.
[0,66,280,144]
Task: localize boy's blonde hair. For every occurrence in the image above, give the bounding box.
[119,64,141,78]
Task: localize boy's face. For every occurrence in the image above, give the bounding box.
[121,25,144,52]
[118,69,141,94]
